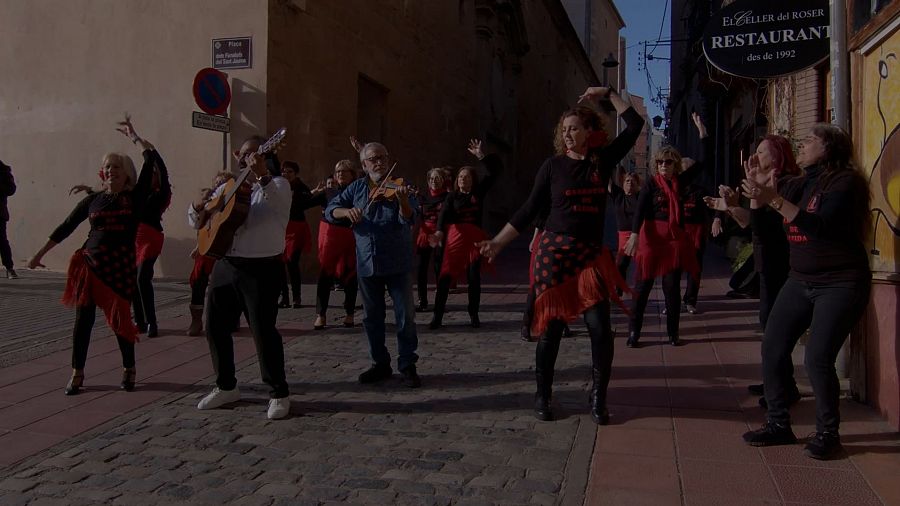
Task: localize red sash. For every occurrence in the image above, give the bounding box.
[62,250,139,342]
[439,223,487,281]
[284,220,312,261]
[317,221,356,282]
[135,224,164,265]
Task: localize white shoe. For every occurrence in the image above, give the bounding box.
[197,387,241,410]
[267,397,291,420]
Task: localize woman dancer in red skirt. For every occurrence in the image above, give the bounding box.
[609,169,641,285]
[478,87,643,423]
[428,140,501,329]
[311,160,358,330]
[28,116,166,394]
[415,167,449,311]
[279,160,315,308]
[624,112,709,347]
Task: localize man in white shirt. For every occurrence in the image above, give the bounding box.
[188,135,292,420]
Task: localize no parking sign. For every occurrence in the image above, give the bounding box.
[192,68,231,115]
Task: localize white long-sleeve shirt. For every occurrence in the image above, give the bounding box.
[188,177,291,258]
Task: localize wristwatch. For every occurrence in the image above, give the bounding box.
[769,196,785,211]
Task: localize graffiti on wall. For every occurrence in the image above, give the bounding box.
[862,33,900,277]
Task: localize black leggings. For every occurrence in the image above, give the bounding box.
[762,277,870,433]
[191,269,210,306]
[316,274,358,317]
[683,242,706,306]
[416,246,442,305]
[133,257,158,327]
[433,259,481,316]
[72,304,135,370]
[0,221,13,270]
[629,270,682,338]
[280,249,302,303]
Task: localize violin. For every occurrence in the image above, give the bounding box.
[368,177,408,202]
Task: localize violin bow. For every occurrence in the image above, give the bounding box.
[363,162,398,215]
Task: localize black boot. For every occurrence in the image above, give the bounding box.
[626,331,640,348]
[589,368,610,425]
[534,338,560,421]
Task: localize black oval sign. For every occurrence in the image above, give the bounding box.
[702,0,830,79]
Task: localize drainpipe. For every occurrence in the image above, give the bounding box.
[830,0,849,130]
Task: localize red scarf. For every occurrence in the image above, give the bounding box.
[429,187,446,197]
[654,174,681,231]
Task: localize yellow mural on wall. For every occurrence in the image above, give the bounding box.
[860,29,900,278]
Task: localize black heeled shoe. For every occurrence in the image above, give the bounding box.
[146,323,158,338]
[65,371,84,396]
[469,314,480,328]
[626,332,640,348]
[121,368,136,392]
[668,335,680,346]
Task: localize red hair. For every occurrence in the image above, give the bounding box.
[761,135,800,177]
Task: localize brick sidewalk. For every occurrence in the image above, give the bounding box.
[0,252,898,505]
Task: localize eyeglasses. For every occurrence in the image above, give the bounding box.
[364,155,389,164]
[656,159,675,165]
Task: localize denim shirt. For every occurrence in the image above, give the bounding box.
[325,177,418,277]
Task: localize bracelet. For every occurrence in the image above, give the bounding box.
[768,197,785,211]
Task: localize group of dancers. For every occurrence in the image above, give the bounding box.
[29,85,872,460]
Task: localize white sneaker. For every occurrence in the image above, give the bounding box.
[267,397,291,420]
[197,387,241,410]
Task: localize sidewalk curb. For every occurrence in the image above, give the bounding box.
[560,417,594,506]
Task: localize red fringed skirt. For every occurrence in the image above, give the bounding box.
[616,231,631,256]
[318,221,356,283]
[439,223,487,281]
[135,224,164,265]
[284,220,312,262]
[683,222,707,251]
[415,221,438,252]
[530,231,631,337]
[62,250,139,342]
[634,219,700,283]
[189,254,216,286]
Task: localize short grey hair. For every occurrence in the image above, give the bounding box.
[359,142,388,163]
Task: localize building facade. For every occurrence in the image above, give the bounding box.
[1,0,602,278]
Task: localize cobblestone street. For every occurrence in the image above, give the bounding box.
[0,250,898,505]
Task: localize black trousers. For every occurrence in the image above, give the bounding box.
[615,254,631,286]
[762,277,871,433]
[683,242,706,306]
[280,249,303,303]
[629,270,682,338]
[191,268,210,306]
[537,302,614,401]
[758,265,788,330]
[133,257,158,327]
[416,246,442,305]
[315,273,358,317]
[433,259,481,316]
[206,256,289,398]
[522,285,536,328]
[72,304,135,370]
[0,220,13,270]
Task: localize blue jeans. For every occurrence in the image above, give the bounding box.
[357,272,419,371]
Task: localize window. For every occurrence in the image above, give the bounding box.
[854,0,896,31]
[357,74,389,144]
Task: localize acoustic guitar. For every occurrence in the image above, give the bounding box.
[197,127,287,258]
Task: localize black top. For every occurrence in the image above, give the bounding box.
[308,184,352,226]
[419,189,449,229]
[437,154,502,230]
[682,184,711,226]
[0,160,15,222]
[750,206,790,275]
[778,164,871,282]
[136,154,171,232]
[288,179,314,222]
[631,137,712,233]
[510,107,644,243]
[609,183,639,232]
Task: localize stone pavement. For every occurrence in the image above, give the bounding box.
[0,250,898,505]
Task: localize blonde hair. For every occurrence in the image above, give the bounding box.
[101,152,137,190]
[652,146,683,175]
[334,159,355,175]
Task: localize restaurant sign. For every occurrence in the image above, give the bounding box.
[702,0,830,79]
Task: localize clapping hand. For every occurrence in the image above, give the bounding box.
[475,238,501,261]
[349,136,363,153]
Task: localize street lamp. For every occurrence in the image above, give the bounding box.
[602,52,619,87]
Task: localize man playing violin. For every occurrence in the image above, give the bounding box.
[326,142,422,388]
[188,135,293,419]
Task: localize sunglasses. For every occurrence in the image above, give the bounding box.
[656,159,676,165]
